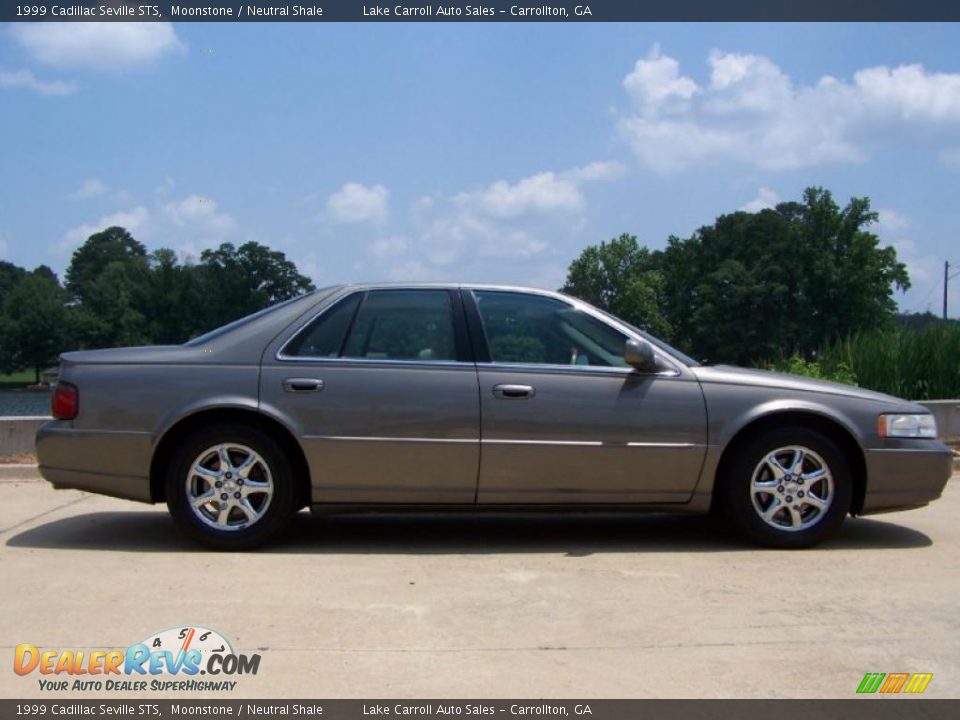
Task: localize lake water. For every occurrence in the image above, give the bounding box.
[0,390,52,417]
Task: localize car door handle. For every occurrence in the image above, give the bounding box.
[492,384,535,399]
[282,378,324,393]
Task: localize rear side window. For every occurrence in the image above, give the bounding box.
[285,293,361,357]
[285,289,457,362]
[343,290,456,361]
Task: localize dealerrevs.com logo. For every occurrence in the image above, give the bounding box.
[856,672,933,695]
[14,626,260,692]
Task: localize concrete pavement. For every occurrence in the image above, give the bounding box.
[1,472,957,699]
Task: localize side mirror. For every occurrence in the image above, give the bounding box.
[624,338,659,373]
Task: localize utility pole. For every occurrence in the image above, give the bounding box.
[946,261,950,320]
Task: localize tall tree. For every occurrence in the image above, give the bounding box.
[146,248,205,344]
[659,187,909,364]
[195,242,315,332]
[0,260,27,303]
[65,227,154,348]
[0,260,28,372]
[561,233,671,338]
[2,267,68,383]
[65,226,148,303]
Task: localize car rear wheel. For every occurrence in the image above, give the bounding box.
[166,425,299,550]
[722,427,853,548]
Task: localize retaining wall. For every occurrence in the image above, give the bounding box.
[0,417,49,455]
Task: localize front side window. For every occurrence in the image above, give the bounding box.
[473,291,629,367]
[287,290,457,361]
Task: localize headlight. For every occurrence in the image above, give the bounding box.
[877,414,937,438]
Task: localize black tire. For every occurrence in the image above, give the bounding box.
[166,424,300,550]
[721,426,853,549]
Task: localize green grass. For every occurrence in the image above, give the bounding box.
[0,370,35,390]
[820,324,960,400]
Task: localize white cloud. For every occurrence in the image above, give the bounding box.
[853,64,960,120]
[386,259,432,281]
[369,236,409,259]
[454,172,583,219]
[939,147,960,171]
[619,47,960,172]
[740,187,780,212]
[11,22,186,71]
[326,182,389,225]
[623,45,698,113]
[0,66,75,95]
[155,176,176,197]
[360,161,621,283]
[162,195,237,235]
[56,188,240,261]
[561,160,627,183]
[59,206,151,256]
[868,209,957,315]
[875,208,911,234]
[68,178,107,200]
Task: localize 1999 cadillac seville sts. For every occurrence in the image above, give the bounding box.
[36,284,953,550]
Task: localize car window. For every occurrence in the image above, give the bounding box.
[284,292,362,358]
[473,291,629,367]
[186,291,323,347]
[341,290,457,361]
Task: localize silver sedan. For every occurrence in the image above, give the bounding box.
[36,283,953,549]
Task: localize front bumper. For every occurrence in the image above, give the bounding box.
[860,440,954,515]
[36,421,154,503]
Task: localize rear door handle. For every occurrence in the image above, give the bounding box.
[492,384,535,399]
[282,378,324,393]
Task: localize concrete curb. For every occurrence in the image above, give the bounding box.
[0,464,41,480]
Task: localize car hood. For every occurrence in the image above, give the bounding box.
[691,365,927,410]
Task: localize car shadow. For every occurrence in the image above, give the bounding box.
[5,510,933,554]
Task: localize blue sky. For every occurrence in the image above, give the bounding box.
[2,22,959,315]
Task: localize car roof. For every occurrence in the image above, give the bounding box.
[336,281,569,298]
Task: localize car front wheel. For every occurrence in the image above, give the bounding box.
[166,425,299,550]
[722,427,853,548]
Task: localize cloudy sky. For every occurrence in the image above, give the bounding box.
[1,22,959,315]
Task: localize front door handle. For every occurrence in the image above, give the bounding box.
[492,384,535,399]
[282,378,324,393]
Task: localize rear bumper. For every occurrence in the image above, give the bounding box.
[35,421,154,503]
[860,441,954,515]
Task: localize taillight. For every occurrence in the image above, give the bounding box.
[52,382,79,420]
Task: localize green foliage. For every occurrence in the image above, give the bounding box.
[65,226,149,304]
[659,188,909,365]
[561,233,671,338]
[194,242,316,332]
[0,229,317,374]
[820,324,960,400]
[771,355,858,387]
[1,268,68,382]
